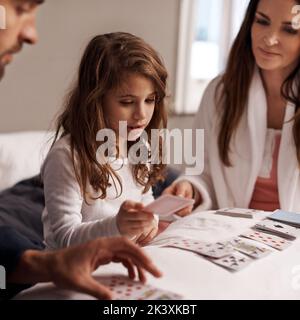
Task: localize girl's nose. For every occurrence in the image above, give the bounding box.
[133,104,146,120]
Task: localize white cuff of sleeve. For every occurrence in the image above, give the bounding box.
[106,215,122,237]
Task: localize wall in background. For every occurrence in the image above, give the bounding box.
[0,0,180,132]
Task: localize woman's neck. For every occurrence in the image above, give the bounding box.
[260,69,285,98]
[260,63,296,98]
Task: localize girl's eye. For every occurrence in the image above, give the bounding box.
[146,98,156,104]
[120,101,134,105]
[255,18,270,26]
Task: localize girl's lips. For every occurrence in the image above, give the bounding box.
[127,126,145,141]
[128,125,145,131]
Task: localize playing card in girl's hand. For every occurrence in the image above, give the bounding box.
[145,194,195,218]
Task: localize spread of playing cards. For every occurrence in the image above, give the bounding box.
[157,209,300,273]
[98,276,183,300]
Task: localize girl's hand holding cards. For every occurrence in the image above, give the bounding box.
[135,219,159,246]
[116,201,156,240]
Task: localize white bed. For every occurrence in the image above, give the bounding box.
[0,131,52,191]
[1,132,300,300]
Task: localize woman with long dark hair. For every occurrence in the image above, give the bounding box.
[166,0,300,214]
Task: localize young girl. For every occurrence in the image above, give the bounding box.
[42,32,168,249]
[166,0,300,214]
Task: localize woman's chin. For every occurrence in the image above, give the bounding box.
[255,59,282,72]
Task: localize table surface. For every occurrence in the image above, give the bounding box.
[15,210,300,300]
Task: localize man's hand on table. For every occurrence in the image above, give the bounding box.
[8,237,162,300]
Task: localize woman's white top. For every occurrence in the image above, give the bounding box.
[178,68,300,212]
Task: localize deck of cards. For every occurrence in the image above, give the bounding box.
[269,210,300,228]
[215,208,262,219]
[145,194,195,218]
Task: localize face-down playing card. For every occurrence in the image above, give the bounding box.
[240,230,292,251]
[215,208,258,219]
[269,210,300,228]
[98,276,183,300]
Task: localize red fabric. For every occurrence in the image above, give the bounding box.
[249,135,281,211]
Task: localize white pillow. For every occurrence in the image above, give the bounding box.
[0,131,53,191]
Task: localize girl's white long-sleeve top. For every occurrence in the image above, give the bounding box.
[41,135,155,249]
[181,68,300,212]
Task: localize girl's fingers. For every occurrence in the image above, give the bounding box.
[122,201,145,211]
[128,222,155,235]
[135,232,146,244]
[137,228,157,246]
[174,205,193,217]
[125,211,154,221]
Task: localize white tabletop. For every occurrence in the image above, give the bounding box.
[15,210,300,300]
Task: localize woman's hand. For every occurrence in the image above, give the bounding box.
[162,180,202,217]
[116,200,155,239]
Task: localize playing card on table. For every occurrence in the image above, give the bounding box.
[212,252,253,271]
[255,219,300,240]
[163,238,234,259]
[99,276,183,300]
[196,241,234,258]
[240,230,292,251]
[215,208,260,219]
[230,237,271,259]
[145,194,195,218]
[162,238,208,253]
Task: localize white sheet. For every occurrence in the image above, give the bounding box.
[15,210,300,300]
[0,131,52,191]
